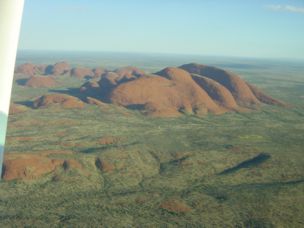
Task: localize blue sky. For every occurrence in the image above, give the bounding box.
[18,0,304,59]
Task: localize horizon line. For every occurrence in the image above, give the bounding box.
[17,49,304,62]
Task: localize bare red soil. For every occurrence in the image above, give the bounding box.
[2,153,64,181]
[160,198,192,213]
[98,136,121,145]
[2,151,84,181]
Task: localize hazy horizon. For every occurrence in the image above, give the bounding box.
[17,49,304,61]
[18,0,304,60]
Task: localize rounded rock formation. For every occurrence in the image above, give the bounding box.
[25,76,58,88]
[114,66,145,78]
[33,93,85,109]
[191,74,238,110]
[48,61,70,76]
[78,63,285,117]
[15,63,36,77]
[2,153,64,181]
[180,63,261,107]
[71,67,94,79]
[110,67,225,117]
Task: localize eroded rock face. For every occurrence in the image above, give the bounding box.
[33,93,85,109]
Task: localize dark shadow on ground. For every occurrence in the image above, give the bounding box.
[126,104,146,111]
[49,88,88,101]
[15,100,34,108]
[228,178,304,190]
[160,155,190,174]
[16,78,28,86]
[80,141,138,154]
[13,85,111,109]
[218,153,271,175]
[49,87,110,103]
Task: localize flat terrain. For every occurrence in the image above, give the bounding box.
[1,53,304,227]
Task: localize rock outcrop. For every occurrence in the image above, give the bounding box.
[33,93,85,109]
[180,63,260,107]
[110,67,225,117]
[71,67,94,79]
[48,61,70,76]
[16,62,285,117]
[25,76,58,88]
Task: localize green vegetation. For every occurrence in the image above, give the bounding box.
[1,59,304,227]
